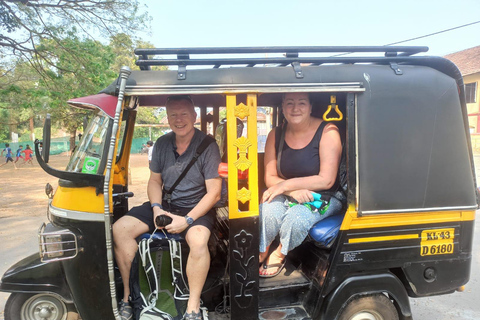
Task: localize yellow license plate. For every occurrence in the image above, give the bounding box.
[420,228,454,256]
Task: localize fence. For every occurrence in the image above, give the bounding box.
[1,137,153,157]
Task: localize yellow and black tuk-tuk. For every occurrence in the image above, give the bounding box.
[1,46,477,320]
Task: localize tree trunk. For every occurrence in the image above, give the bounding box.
[69,129,76,153]
[30,117,35,141]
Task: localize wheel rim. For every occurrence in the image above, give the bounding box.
[350,310,384,320]
[20,294,67,320]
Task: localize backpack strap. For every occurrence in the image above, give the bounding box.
[163,135,216,205]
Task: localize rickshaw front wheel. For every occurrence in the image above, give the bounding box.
[5,293,69,320]
[336,294,399,320]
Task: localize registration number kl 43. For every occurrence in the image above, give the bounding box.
[420,228,454,256]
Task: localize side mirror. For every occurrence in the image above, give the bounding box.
[42,114,51,163]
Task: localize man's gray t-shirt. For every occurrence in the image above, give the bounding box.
[150,129,221,208]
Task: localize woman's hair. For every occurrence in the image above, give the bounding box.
[281,92,311,104]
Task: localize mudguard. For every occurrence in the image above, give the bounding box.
[319,272,412,320]
[0,253,73,303]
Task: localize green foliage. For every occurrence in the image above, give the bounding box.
[1,0,151,78]
[0,0,156,145]
[0,32,159,145]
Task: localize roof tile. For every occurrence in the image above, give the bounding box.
[444,45,480,76]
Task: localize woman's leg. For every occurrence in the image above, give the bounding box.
[278,205,323,255]
[279,197,343,255]
[259,195,288,257]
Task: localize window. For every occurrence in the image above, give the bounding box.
[466,82,477,103]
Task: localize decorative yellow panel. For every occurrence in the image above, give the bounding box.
[237,187,251,204]
[234,103,250,120]
[226,94,259,219]
[234,136,252,172]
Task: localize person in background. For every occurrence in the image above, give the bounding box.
[1,143,17,169]
[259,92,343,277]
[22,144,34,165]
[14,145,24,165]
[146,140,154,164]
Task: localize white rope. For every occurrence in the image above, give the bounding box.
[138,228,173,320]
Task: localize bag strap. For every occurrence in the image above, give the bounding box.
[276,123,287,180]
[163,135,216,204]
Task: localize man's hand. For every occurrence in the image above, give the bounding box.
[153,206,169,229]
[164,213,189,234]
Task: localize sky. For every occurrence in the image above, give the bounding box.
[138,0,480,57]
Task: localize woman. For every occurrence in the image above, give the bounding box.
[259,92,343,277]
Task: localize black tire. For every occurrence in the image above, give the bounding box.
[336,294,399,320]
[4,293,69,320]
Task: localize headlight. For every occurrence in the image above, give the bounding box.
[38,223,79,262]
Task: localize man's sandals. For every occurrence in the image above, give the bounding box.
[259,259,286,278]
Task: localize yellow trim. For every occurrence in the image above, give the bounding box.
[246,94,259,216]
[52,186,104,213]
[341,205,476,231]
[349,234,419,244]
[226,94,239,219]
[227,94,259,219]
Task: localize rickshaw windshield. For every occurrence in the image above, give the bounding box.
[65,110,110,174]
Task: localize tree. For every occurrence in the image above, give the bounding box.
[36,35,116,150]
[0,0,150,82]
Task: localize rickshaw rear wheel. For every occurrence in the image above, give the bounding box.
[336,294,399,320]
[5,293,69,320]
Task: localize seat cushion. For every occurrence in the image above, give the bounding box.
[309,214,344,248]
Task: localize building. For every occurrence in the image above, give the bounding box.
[444,46,480,152]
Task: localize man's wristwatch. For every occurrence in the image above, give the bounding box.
[151,203,163,209]
[185,215,194,225]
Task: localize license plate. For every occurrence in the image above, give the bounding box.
[420,228,454,256]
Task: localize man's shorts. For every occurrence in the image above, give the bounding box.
[125,201,216,236]
[5,157,13,163]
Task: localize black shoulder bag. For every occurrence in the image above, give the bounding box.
[162,135,216,209]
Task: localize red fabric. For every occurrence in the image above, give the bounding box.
[67,93,118,118]
[23,149,33,160]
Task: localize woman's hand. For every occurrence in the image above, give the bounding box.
[288,189,314,204]
[262,183,286,203]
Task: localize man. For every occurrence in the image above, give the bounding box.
[113,95,222,320]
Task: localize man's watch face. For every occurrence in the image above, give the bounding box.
[185,216,194,225]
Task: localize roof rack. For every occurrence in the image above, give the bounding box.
[134,46,429,79]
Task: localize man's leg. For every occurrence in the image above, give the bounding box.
[184,225,211,314]
[113,215,149,302]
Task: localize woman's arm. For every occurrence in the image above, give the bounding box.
[263,128,286,188]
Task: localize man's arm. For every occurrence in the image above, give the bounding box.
[147,171,168,224]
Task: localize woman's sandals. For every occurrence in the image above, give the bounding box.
[259,259,286,278]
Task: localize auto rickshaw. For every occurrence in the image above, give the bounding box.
[1,46,477,320]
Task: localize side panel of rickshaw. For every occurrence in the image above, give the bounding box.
[314,63,477,319]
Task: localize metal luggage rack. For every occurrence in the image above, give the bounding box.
[134,46,429,79]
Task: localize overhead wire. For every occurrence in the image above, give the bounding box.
[330,20,480,57]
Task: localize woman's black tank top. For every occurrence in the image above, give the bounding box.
[275,121,338,193]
